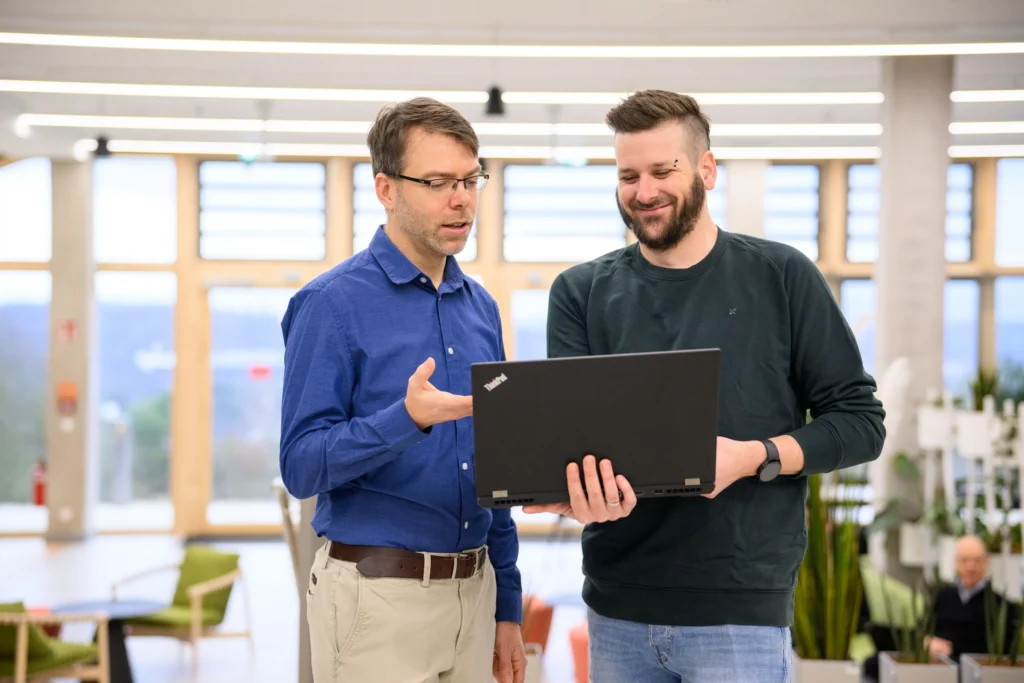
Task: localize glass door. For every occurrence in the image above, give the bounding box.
[205,286,295,527]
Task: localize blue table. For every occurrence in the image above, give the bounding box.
[53,600,165,683]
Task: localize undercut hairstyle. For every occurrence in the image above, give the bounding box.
[605,89,712,162]
[367,97,479,177]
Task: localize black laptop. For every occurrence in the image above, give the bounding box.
[470,349,720,508]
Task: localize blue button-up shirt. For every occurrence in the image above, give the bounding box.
[279,227,522,623]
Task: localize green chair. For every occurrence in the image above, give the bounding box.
[0,602,110,683]
[113,545,252,676]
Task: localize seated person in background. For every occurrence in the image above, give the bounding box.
[927,534,1006,661]
[864,534,1012,682]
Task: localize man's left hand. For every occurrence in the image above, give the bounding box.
[493,621,526,683]
[702,437,764,499]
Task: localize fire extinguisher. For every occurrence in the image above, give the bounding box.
[32,461,46,506]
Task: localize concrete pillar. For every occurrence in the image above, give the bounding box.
[297,498,318,683]
[46,160,98,541]
[871,56,953,573]
[724,160,766,237]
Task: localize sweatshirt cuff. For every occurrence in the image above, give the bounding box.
[790,420,842,476]
[376,398,431,453]
[496,586,523,624]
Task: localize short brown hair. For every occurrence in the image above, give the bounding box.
[606,90,712,161]
[366,97,479,177]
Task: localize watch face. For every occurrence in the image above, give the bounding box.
[759,461,782,482]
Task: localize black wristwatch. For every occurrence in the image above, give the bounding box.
[757,439,782,482]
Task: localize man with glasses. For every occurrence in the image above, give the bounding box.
[280,98,525,683]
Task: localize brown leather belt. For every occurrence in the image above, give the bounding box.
[328,541,486,580]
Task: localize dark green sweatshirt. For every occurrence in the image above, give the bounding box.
[547,228,885,627]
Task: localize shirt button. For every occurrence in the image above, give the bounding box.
[419,277,427,284]
[464,522,469,529]
[462,463,468,470]
[447,347,454,355]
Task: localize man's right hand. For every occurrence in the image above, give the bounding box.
[404,357,473,430]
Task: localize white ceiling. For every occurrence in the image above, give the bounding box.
[1,0,1023,159]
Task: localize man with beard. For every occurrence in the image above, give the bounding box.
[280,98,525,683]
[524,90,885,681]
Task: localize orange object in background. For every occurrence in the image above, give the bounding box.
[569,621,589,683]
[32,461,46,506]
[521,594,554,651]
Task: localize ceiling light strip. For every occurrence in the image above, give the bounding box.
[2,32,1022,57]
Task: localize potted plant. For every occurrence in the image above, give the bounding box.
[960,573,1024,681]
[791,473,864,682]
[878,581,958,682]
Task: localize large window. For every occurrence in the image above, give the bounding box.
[504,165,624,262]
[0,272,50,532]
[839,279,979,393]
[0,159,51,262]
[198,161,326,260]
[764,165,819,261]
[94,157,177,264]
[996,277,1024,366]
[510,290,550,361]
[846,163,973,263]
[95,272,176,531]
[996,159,1024,266]
[352,163,478,260]
[208,287,294,525]
[708,164,727,230]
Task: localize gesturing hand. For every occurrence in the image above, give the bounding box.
[404,357,473,430]
[523,455,637,524]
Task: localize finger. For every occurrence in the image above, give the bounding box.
[410,357,435,387]
[617,475,638,513]
[522,504,570,515]
[514,655,526,683]
[498,654,513,683]
[566,463,591,523]
[600,459,621,510]
[581,456,606,519]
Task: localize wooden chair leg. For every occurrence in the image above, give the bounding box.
[96,617,111,683]
[14,621,28,683]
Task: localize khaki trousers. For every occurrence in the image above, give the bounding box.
[306,542,497,683]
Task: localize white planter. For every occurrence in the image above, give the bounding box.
[899,523,930,567]
[961,654,1024,682]
[939,535,957,582]
[990,555,1023,601]
[791,654,861,683]
[523,642,544,683]
[879,651,958,683]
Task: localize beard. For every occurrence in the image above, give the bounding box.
[394,191,473,258]
[617,172,706,252]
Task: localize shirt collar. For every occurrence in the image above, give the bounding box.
[957,577,988,603]
[369,226,466,291]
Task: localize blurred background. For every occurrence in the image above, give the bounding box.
[1,1,1023,682]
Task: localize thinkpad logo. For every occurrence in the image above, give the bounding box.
[484,373,507,391]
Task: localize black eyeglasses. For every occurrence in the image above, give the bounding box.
[396,173,489,194]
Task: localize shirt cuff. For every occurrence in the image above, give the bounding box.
[495,586,523,624]
[376,398,431,453]
[790,420,841,476]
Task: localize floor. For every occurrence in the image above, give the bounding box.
[0,534,587,683]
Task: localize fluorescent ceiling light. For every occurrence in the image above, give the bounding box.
[949,121,1024,135]
[948,145,1024,158]
[503,92,885,105]
[2,32,1022,57]
[951,90,1024,103]
[0,80,888,106]
[0,80,487,103]
[23,115,885,138]
[71,138,887,160]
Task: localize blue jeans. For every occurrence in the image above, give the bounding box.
[587,608,792,683]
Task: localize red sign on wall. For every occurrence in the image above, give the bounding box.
[249,365,271,381]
